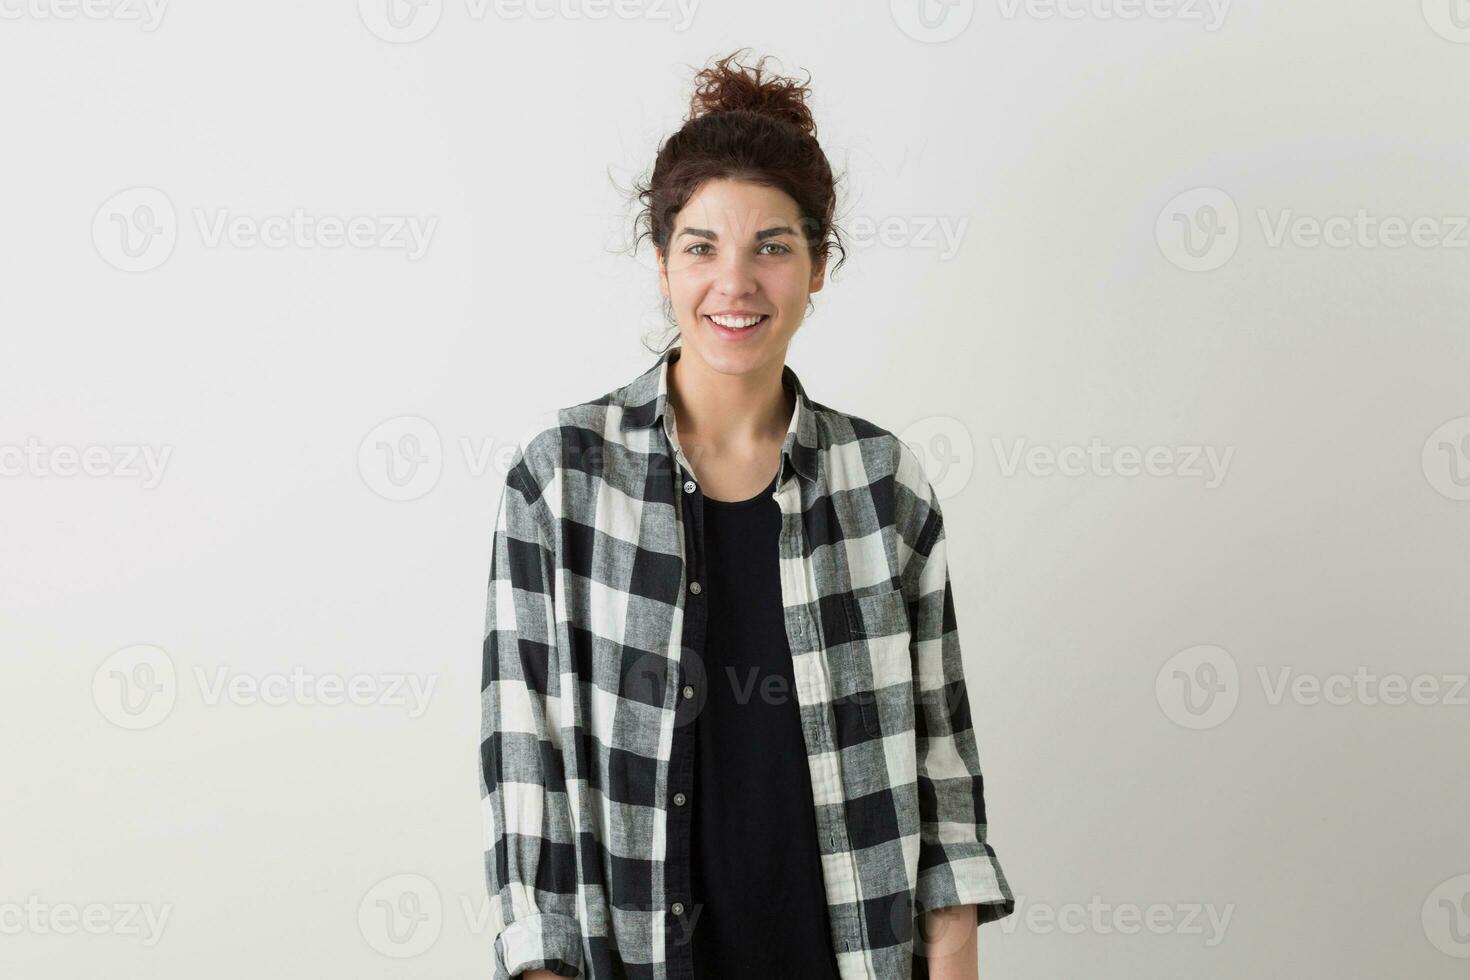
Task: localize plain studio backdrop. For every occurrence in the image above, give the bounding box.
[3,3,1469,978]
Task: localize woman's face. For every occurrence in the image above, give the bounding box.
[656,178,825,377]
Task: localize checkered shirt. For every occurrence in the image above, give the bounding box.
[481,345,1014,980]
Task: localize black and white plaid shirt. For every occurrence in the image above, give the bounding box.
[481,345,1014,980]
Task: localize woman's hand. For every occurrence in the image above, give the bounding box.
[520,971,564,980]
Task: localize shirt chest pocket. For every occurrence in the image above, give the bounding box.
[839,588,914,738]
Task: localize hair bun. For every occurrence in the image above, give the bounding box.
[687,49,818,138]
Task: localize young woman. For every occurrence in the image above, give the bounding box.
[481,50,1014,980]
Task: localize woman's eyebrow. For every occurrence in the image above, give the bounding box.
[675,225,797,241]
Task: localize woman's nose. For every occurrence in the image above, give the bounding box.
[713,252,759,296]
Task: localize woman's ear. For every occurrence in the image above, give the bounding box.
[656,247,669,297]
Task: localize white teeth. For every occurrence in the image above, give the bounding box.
[708,314,765,329]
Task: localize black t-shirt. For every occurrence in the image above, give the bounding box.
[688,470,843,980]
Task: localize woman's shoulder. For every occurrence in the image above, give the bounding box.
[503,374,645,497]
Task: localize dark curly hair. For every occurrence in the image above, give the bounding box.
[629,48,849,354]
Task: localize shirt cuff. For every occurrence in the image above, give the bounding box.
[915,845,1015,925]
[493,910,583,979]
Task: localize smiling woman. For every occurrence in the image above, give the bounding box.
[633,48,849,361]
[482,48,1014,980]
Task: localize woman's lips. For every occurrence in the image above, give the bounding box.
[704,314,769,340]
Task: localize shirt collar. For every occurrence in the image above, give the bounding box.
[617,344,820,484]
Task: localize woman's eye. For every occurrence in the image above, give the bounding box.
[760,242,791,255]
[686,243,712,255]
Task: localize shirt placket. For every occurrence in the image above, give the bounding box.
[663,420,703,980]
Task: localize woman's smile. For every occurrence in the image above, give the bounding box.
[704,312,771,341]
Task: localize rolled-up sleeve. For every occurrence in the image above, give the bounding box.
[481,440,583,978]
[898,445,1015,925]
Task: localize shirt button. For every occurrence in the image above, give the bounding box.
[682,685,694,700]
[672,902,685,916]
[689,581,702,595]
[673,792,686,806]
[683,479,696,494]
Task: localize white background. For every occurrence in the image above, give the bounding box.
[3,1,1469,977]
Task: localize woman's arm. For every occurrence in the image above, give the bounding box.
[922,904,979,980]
[482,439,583,980]
[897,440,1015,925]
